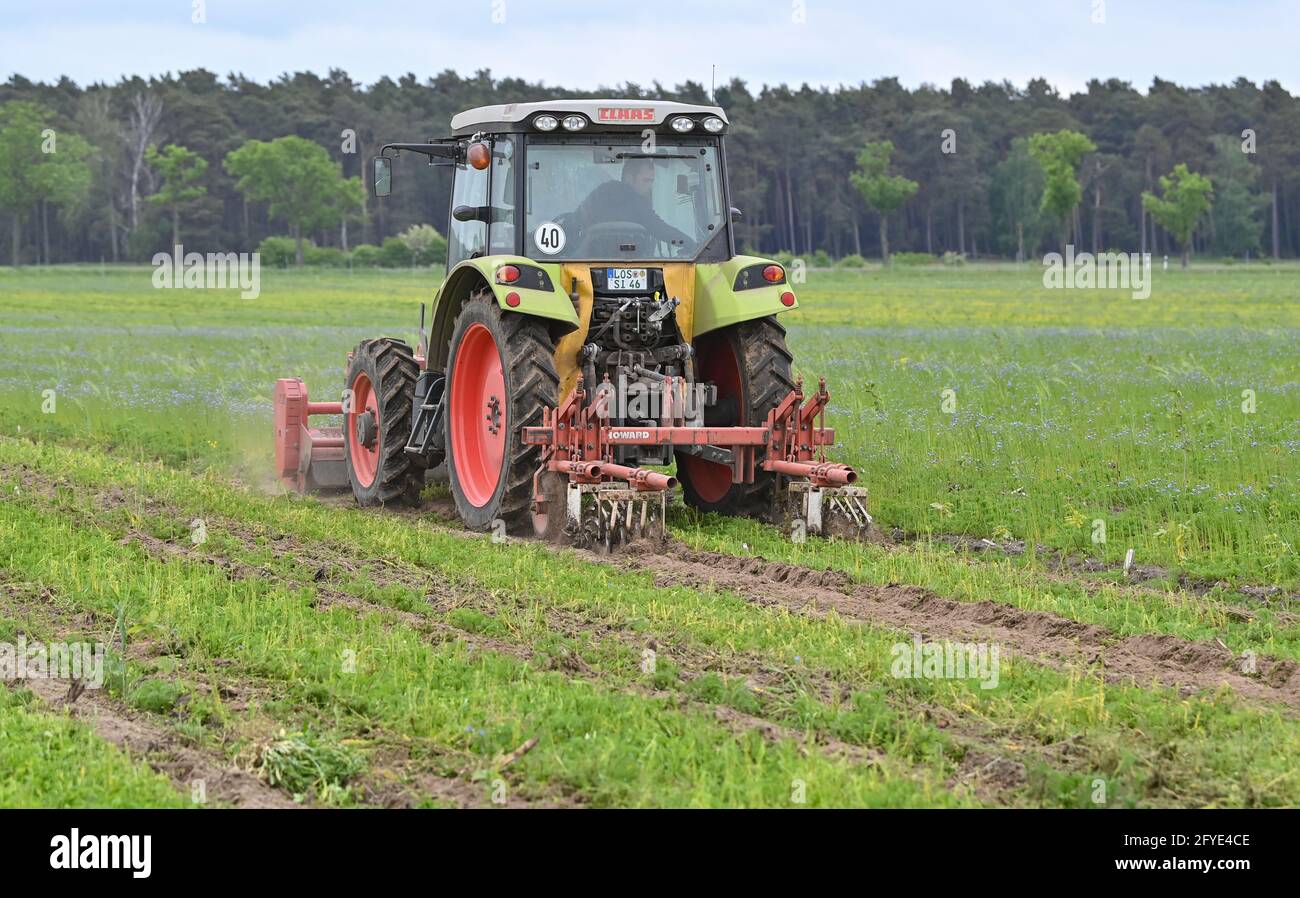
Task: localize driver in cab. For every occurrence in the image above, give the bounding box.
[575,157,694,250]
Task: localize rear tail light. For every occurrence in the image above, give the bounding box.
[780,291,796,307]
[762,264,784,282]
[496,265,520,284]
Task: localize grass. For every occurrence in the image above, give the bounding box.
[0,261,1297,807]
[4,436,1300,807]
[791,264,1299,587]
[257,728,366,803]
[0,685,191,808]
[0,445,962,807]
[0,262,1294,585]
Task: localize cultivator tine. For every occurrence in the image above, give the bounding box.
[785,480,873,541]
[525,369,873,548]
[561,482,667,551]
[828,490,873,528]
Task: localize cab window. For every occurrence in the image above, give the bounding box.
[448,155,488,266]
[489,137,516,255]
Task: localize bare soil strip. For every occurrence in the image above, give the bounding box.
[603,544,1300,709]
[4,467,1027,799]
[10,459,1292,803]
[14,675,300,809]
[888,529,1298,605]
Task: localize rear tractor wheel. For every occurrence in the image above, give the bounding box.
[676,316,795,519]
[445,292,559,533]
[344,337,425,506]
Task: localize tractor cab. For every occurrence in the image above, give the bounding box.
[372,100,736,268]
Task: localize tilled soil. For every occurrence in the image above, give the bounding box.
[599,544,1300,709]
[13,674,299,809]
[888,529,1299,605]
[2,463,1045,802]
[5,457,1298,808]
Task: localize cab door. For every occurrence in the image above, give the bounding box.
[447,147,488,265]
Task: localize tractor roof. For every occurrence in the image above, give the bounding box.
[449,99,729,136]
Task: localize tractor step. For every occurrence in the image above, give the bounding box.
[404,371,447,466]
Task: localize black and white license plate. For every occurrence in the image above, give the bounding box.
[606,268,648,291]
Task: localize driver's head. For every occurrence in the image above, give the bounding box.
[622,157,656,198]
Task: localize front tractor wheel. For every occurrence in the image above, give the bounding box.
[446,293,559,532]
[677,316,795,518]
[344,338,424,506]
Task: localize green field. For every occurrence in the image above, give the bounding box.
[1,262,1297,807]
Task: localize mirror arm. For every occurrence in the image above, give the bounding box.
[380,142,462,162]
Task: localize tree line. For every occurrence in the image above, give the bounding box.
[1,69,1297,266]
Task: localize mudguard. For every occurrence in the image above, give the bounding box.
[427,254,797,377]
[427,257,579,370]
[693,255,798,337]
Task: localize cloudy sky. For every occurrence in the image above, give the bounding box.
[2,0,1296,94]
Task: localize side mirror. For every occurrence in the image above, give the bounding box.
[730,206,742,222]
[372,156,392,198]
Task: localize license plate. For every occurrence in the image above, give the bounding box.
[606,268,647,291]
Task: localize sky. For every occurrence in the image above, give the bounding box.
[1,0,1297,96]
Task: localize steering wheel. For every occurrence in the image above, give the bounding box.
[574,221,655,257]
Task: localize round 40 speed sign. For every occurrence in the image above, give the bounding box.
[533,221,566,255]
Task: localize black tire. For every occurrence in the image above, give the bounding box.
[677,316,795,518]
[445,292,559,532]
[344,338,424,507]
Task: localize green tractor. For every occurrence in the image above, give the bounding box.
[275,99,868,545]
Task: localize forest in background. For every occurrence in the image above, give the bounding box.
[2,69,1298,264]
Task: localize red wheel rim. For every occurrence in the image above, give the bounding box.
[682,332,742,503]
[450,322,507,507]
[348,370,379,488]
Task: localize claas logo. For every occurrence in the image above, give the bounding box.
[597,107,656,122]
